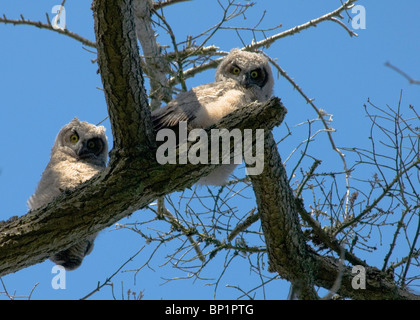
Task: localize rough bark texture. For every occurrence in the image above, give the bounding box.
[250,131,419,300]
[250,132,318,299]
[314,255,419,300]
[93,0,155,153]
[0,96,285,277]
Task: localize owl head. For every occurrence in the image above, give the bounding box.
[52,117,108,167]
[215,49,274,102]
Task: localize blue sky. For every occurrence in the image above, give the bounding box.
[0,0,419,300]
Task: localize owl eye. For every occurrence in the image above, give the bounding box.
[69,133,79,143]
[86,138,104,155]
[87,140,96,149]
[231,66,241,75]
[250,70,259,79]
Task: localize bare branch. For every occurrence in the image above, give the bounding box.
[156,198,206,262]
[227,207,259,242]
[385,61,420,85]
[162,0,357,65]
[335,143,420,235]
[80,246,145,300]
[266,55,352,219]
[153,9,188,92]
[153,0,192,10]
[0,14,96,48]
[134,0,172,108]
[330,17,358,37]
[245,0,359,50]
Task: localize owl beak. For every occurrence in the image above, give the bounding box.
[77,144,105,167]
[77,145,95,159]
[240,74,252,88]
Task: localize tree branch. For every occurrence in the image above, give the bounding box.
[166,0,359,88]
[0,96,286,277]
[385,61,420,85]
[314,254,420,300]
[249,132,319,300]
[153,0,192,10]
[246,0,359,51]
[249,129,419,300]
[93,0,155,153]
[0,14,96,48]
[133,0,172,108]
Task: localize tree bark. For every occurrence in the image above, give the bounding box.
[250,132,318,299]
[93,0,155,153]
[0,94,285,277]
[250,130,419,300]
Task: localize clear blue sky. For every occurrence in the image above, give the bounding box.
[0,0,419,300]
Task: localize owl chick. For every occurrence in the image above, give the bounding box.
[152,49,274,185]
[28,117,108,270]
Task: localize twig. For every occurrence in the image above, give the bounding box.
[80,246,145,300]
[295,198,367,267]
[385,62,420,85]
[334,157,420,235]
[400,210,420,286]
[163,45,220,62]
[330,17,358,37]
[219,23,282,32]
[0,15,96,48]
[167,1,360,88]
[245,0,359,50]
[295,160,322,198]
[153,10,187,92]
[55,0,67,29]
[192,1,255,54]
[168,56,224,87]
[227,208,259,242]
[266,55,352,218]
[382,207,410,271]
[0,278,12,300]
[153,0,192,10]
[27,282,39,300]
[157,198,206,262]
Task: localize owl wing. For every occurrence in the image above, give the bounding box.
[151,81,234,131]
[152,90,200,131]
[151,81,243,186]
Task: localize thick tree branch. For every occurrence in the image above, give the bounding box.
[250,132,318,300]
[249,129,419,300]
[0,97,285,277]
[0,1,285,278]
[93,0,154,153]
[314,254,420,300]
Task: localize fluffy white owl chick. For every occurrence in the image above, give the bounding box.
[28,117,108,270]
[152,49,274,185]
